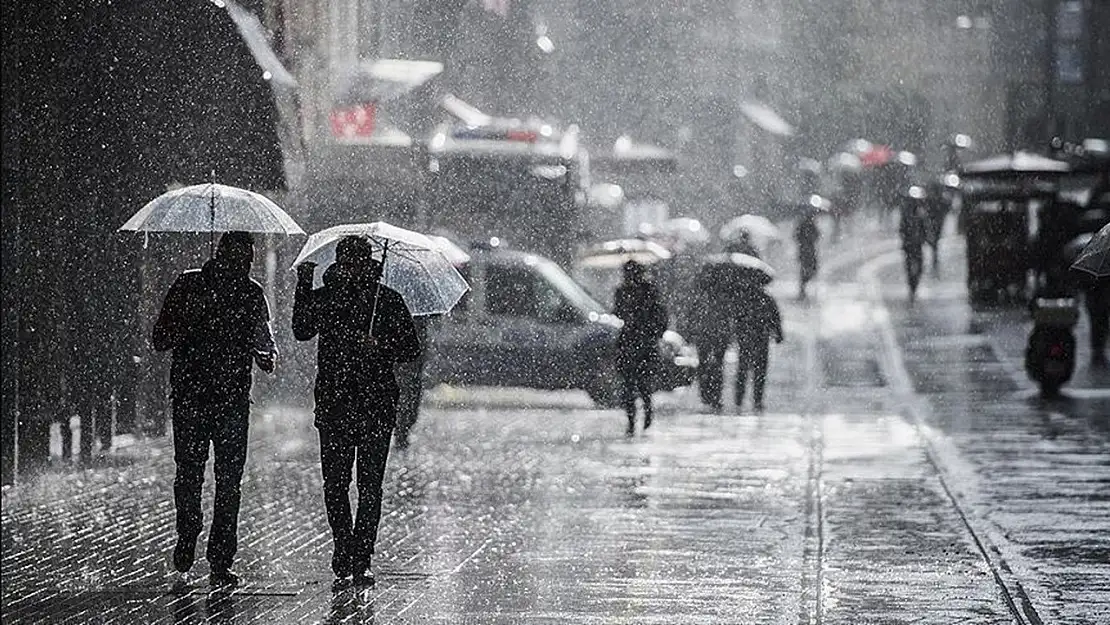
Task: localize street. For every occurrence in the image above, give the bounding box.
[3,227,1109,625]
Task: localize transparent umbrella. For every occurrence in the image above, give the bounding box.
[119,182,304,253]
[1071,223,1110,280]
[292,222,470,317]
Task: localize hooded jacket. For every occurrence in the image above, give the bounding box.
[293,263,420,428]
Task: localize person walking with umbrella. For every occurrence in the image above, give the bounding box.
[733,285,784,412]
[1071,223,1110,368]
[612,260,668,436]
[152,231,277,588]
[293,236,421,588]
[690,249,735,413]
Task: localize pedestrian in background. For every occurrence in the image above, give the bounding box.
[1084,280,1109,369]
[612,260,668,436]
[795,212,820,301]
[153,231,277,588]
[394,315,429,449]
[733,286,784,412]
[293,236,420,589]
[899,187,928,305]
[691,263,734,412]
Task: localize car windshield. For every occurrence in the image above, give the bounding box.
[534,259,607,316]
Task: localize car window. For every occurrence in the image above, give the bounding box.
[486,265,539,318]
[535,260,606,315]
[486,263,577,323]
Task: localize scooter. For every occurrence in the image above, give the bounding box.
[1024,296,1080,397]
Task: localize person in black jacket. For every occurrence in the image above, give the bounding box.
[899,189,928,304]
[733,287,784,412]
[293,236,420,588]
[153,231,276,588]
[795,212,820,301]
[612,261,668,436]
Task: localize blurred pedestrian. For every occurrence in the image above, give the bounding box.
[612,260,668,436]
[293,236,420,589]
[795,212,820,300]
[924,180,949,273]
[394,315,429,449]
[733,287,784,412]
[691,265,732,412]
[1084,281,1109,368]
[899,187,928,304]
[152,231,277,588]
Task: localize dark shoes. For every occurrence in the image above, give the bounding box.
[352,569,375,587]
[173,536,197,573]
[209,569,240,588]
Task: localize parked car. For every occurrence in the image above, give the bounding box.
[425,245,697,407]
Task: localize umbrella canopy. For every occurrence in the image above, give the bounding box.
[959,151,1070,178]
[700,252,775,287]
[576,239,673,269]
[292,222,469,317]
[120,183,304,235]
[429,235,471,267]
[1071,222,1110,280]
[719,215,781,243]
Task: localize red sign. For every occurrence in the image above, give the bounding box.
[329,102,377,139]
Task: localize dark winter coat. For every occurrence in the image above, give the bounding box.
[689,265,735,348]
[734,289,783,347]
[612,280,667,367]
[153,258,274,404]
[795,216,820,282]
[293,264,420,431]
[899,201,928,252]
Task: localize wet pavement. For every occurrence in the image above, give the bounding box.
[3,221,1108,624]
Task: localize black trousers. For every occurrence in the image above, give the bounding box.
[735,340,770,407]
[318,407,394,575]
[619,352,656,425]
[696,341,728,408]
[172,397,249,572]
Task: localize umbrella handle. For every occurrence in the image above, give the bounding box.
[368,241,387,338]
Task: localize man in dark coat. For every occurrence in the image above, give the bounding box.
[612,261,667,436]
[795,213,820,300]
[733,287,784,412]
[153,231,276,588]
[899,191,928,304]
[691,264,733,412]
[293,236,420,588]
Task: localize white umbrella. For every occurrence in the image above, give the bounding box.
[121,183,303,234]
[292,222,469,317]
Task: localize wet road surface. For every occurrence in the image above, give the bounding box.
[3,223,1108,624]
